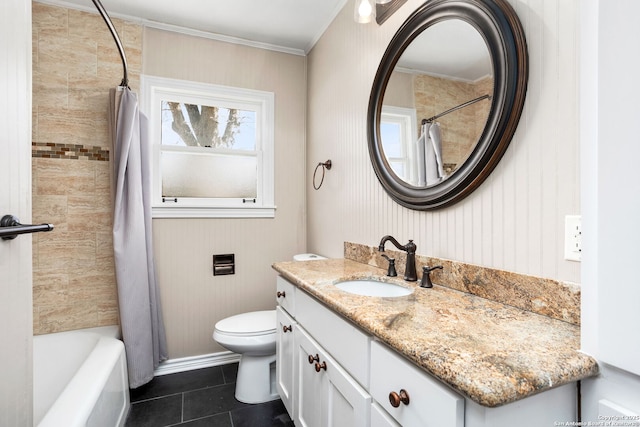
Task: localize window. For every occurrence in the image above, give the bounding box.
[141,75,275,218]
[380,106,418,185]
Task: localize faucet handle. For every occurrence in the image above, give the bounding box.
[381,254,397,277]
[420,265,443,288]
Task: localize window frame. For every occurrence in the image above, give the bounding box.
[380,105,418,185]
[141,75,275,218]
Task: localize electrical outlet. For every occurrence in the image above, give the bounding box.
[564,215,582,262]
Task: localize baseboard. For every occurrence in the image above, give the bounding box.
[154,351,241,376]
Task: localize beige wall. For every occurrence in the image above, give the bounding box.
[31,3,142,334]
[143,28,307,358]
[307,0,581,283]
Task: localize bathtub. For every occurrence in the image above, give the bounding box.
[33,325,130,427]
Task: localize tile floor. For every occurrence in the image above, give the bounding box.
[125,364,294,427]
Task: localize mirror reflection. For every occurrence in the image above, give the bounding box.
[380,19,494,187]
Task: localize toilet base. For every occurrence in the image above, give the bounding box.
[235,353,279,404]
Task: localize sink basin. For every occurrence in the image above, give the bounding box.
[334,280,413,297]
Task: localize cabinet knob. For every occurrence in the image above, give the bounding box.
[389,389,410,408]
[315,361,327,372]
[283,325,292,333]
[277,291,286,298]
[308,354,319,364]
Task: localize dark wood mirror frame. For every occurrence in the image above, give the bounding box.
[368,0,528,210]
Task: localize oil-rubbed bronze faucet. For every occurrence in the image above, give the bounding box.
[378,235,417,281]
[420,265,443,288]
[380,254,397,277]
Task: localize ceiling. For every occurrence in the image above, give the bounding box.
[42,0,348,54]
[398,19,492,82]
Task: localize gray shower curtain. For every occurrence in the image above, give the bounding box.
[110,87,168,388]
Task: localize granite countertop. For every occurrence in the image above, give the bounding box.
[272,258,599,408]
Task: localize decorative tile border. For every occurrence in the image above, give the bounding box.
[32,142,109,161]
[344,241,581,325]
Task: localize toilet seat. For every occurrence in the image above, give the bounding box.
[214,310,276,337]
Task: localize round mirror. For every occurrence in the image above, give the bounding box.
[368,0,528,209]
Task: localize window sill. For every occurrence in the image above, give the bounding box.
[152,205,276,219]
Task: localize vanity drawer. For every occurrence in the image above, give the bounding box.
[276,276,296,316]
[370,340,464,427]
[296,290,370,388]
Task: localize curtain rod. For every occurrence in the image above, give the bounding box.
[91,0,129,88]
[422,94,491,124]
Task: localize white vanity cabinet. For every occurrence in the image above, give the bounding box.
[276,277,298,418]
[295,326,371,427]
[275,276,579,427]
[276,276,371,427]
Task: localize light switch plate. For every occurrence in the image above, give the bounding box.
[564,215,582,262]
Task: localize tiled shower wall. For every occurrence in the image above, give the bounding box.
[31,2,142,334]
[413,73,492,170]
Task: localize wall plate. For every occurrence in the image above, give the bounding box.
[564,215,582,262]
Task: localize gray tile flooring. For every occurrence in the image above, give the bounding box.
[125,364,294,427]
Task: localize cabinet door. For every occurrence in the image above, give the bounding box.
[295,327,324,427]
[294,327,371,427]
[322,347,371,427]
[276,307,296,419]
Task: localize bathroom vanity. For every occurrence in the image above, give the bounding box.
[273,258,598,427]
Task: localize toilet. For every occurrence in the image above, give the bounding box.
[213,310,278,403]
[213,253,326,404]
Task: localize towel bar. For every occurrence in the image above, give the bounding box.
[0,215,54,240]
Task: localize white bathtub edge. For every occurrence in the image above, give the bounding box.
[38,338,125,427]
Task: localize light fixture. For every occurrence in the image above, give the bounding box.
[355,0,407,25]
[375,0,408,25]
[354,0,375,24]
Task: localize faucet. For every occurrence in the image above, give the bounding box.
[420,265,443,288]
[378,235,417,281]
[380,254,397,277]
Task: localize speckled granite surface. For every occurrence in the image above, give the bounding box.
[272,258,598,408]
[345,241,582,325]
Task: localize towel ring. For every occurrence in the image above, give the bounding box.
[313,160,332,190]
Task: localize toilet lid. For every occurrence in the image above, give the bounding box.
[215,310,276,336]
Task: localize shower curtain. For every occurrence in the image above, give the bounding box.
[415,122,445,186]
[110,87,168,388]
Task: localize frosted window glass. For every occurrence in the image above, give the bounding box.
[161,151,257,199]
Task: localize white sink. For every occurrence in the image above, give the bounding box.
[334,279,413,297]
